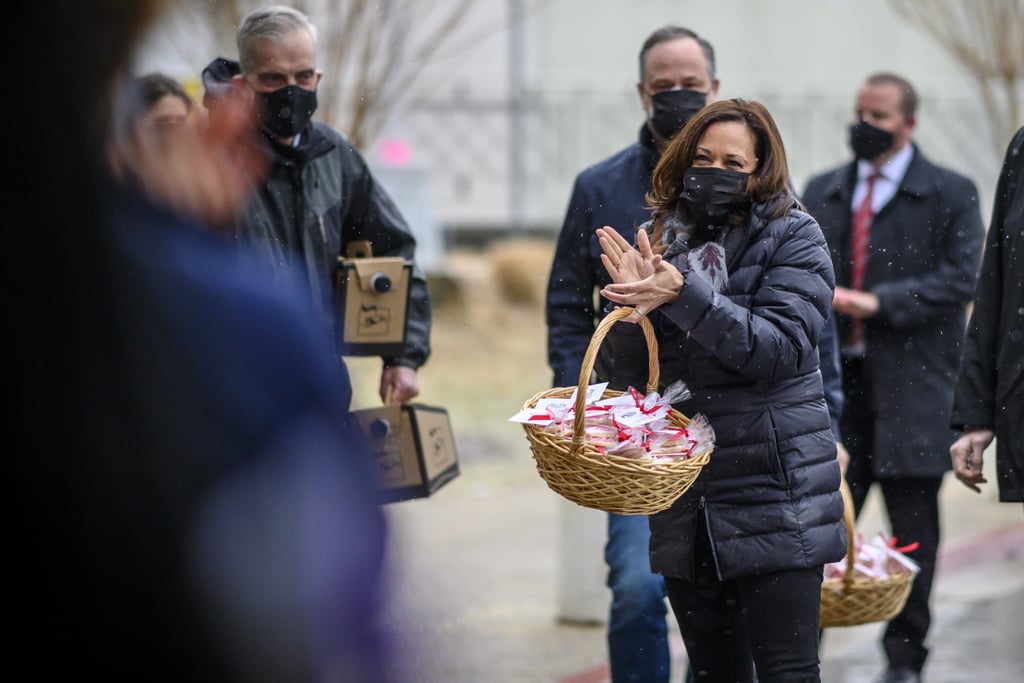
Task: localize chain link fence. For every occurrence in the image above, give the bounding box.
[385,90,1008,242]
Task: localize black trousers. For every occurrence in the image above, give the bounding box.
[840,356,943,674]
[664,517,824,683]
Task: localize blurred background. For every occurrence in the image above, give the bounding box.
[128,0,1024,440]
[135,0,1021,261]
[126,2,1023,680]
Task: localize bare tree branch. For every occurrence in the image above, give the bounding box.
[154,0,549,149]
[889,0,1023,157]
[350,0,476,147]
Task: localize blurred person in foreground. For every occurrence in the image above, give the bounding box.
[545,25,844,683]
[801,72,985,683]
[107,69,262,236]
[949,125,1024,507]
[594,98,846,682]
[229,4,432,405]
[11,2,396,681]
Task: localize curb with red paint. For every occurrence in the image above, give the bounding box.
[560,522,1024,683]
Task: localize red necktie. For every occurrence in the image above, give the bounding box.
[847,172,879,348]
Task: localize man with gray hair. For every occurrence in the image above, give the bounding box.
[231,4,432,406]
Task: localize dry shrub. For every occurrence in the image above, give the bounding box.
[426,272,465,311]
[490,238,554,307]
[383,242,554,440]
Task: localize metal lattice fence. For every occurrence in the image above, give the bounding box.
[387,90,1011,240]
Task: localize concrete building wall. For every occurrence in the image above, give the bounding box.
[130,1,1018,235]
[385,0,1013,233]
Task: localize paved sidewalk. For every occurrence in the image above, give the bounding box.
[377,430,1023,682]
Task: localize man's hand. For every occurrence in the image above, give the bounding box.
[381,365,420,404]
[949,428,993,493]
[832,286,879,319]
[836,441,850,476]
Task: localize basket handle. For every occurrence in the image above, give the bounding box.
[572,307,660,448]
[838,477,857,587]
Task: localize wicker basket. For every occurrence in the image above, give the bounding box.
[521,307,711,515]
[820,478,916,627]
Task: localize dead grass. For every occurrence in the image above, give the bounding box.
[491,239,553,306]
[347,239,556,457]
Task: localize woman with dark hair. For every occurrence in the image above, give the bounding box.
[132,72,194,128]
[107,70,263,234]
[595,99,846,682]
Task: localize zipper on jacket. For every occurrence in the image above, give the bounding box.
[316,213,333,279]
[700,497,725,580]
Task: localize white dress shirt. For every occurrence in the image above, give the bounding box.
[851,142,914,214]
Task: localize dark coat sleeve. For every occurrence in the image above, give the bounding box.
[818,312,843,440]
[799,183,843,439]
[951,126,1024,430]
[593,313,649,392]
[344,146,432,369]
[872,172,985,330]
[546,176,599,388]
[662,211,835,383]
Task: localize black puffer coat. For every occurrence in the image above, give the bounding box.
[597,196,847,581]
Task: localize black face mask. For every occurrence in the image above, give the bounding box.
[258,85,318,138]
[679,167,751,229]
[849,119,895,160]
[649,89,707,140]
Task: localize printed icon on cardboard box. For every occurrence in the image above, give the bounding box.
[335,240,411,355]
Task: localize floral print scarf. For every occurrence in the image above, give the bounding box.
[649,210,747,294]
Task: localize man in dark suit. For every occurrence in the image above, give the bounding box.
[802,72,985,683]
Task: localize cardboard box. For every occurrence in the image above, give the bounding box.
[335,254,412,356]
[352,403,460,503]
